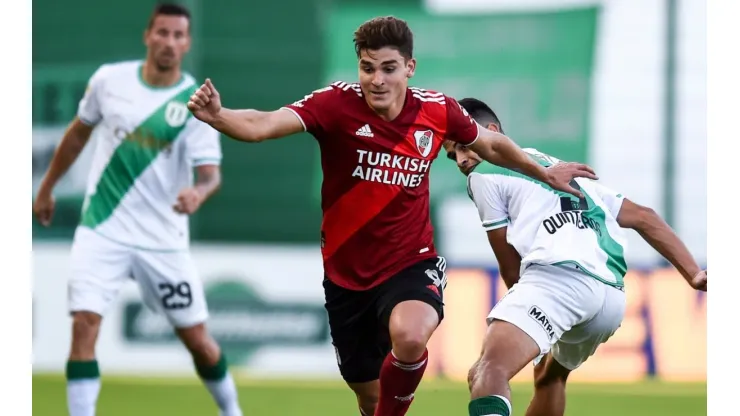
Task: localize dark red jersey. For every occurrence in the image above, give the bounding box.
[283,81,479,290]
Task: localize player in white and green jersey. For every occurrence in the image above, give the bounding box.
[444,98,707,416]
[32,4,243,416]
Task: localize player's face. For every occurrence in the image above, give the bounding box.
[358,47,416,116]
[444,140,482,176]
[144,15,191,72]
[444,122,502,175]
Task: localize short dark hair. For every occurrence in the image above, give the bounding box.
[459,98,504,134]
[147,3,191,30]
[353,16,414,61]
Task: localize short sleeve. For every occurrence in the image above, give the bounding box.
[467,172,509,230]
[281,83,343,136]
[590,182,625,218]
[184,118,222,166]
[445,96,480,146]
[77,65,109,126]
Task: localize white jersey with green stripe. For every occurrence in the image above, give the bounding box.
[466,149,629,288]
[76,60,221,251]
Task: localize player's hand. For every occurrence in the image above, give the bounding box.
[545,162,599,199]
[187,78,222,125]
[689,270,707,292]
[173,187,204,215]
[33,191,56,227]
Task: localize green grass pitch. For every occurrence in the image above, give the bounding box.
[33,374,706,415]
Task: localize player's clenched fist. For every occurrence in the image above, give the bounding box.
[187,78,222,124]
[33,191,55,227]
[690,270,707,292]
[173,187,204,215]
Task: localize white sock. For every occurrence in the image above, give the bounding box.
[203,372,242,416]
[67,378,101,416]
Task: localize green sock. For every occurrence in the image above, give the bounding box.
[195,354,228,381]
[66,360,100,380]
[468,395,512,416]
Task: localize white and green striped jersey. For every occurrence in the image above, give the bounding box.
[467,149,629,288]
[76,60,221,251]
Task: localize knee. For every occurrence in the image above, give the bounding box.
[70,312,102,358]
[71,312,101,340]
[390,327,429,362]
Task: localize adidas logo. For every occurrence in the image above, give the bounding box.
[356,124,374,138]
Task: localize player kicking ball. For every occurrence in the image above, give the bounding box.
[33,4,242,416]
[443,97,707,416]
[187,16,597,416]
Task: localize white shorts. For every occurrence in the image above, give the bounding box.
[68,227,208,328]
[487,263,626,370]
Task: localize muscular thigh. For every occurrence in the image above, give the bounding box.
[375,256,447,328]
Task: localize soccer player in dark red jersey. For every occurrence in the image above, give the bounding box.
[187,16,597,416]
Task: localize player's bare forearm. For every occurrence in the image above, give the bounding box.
[618,200,701,285]
[210,108,303,143]
[38,117,94,195]
[193,164,221,202]
[487,228,522,289]
[210,108,270,142]
[635,217,701,285]
[469,130,549,183]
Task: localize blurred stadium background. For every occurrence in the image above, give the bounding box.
[32,0,707,414]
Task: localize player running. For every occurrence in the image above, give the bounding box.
[187,16,596,416]
[32,4,242,416]
[444,97,707,416]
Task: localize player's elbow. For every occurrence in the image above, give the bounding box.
[242,133,268,143]
[617,200,658,231]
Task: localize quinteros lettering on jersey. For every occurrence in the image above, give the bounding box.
[542,211,602,237]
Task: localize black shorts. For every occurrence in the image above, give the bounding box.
[323,256,447,383]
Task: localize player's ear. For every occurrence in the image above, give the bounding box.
[183,33,192,53]
[406,58,416,79]
[486,123,501,133]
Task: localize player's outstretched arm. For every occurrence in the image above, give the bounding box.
[33,117,95,226]
[467,128,598,198]
[187,79,304,143]
[617,199,706,291]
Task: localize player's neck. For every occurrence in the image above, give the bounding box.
[367,92,407,122]
[141,61,182,88]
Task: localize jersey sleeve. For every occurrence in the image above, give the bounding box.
[280,84,342,137]
[445,96,480,146]
[467,173,509,231]
[590,182,626,218]
[77,65,109,126]
[184,118,222,166]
